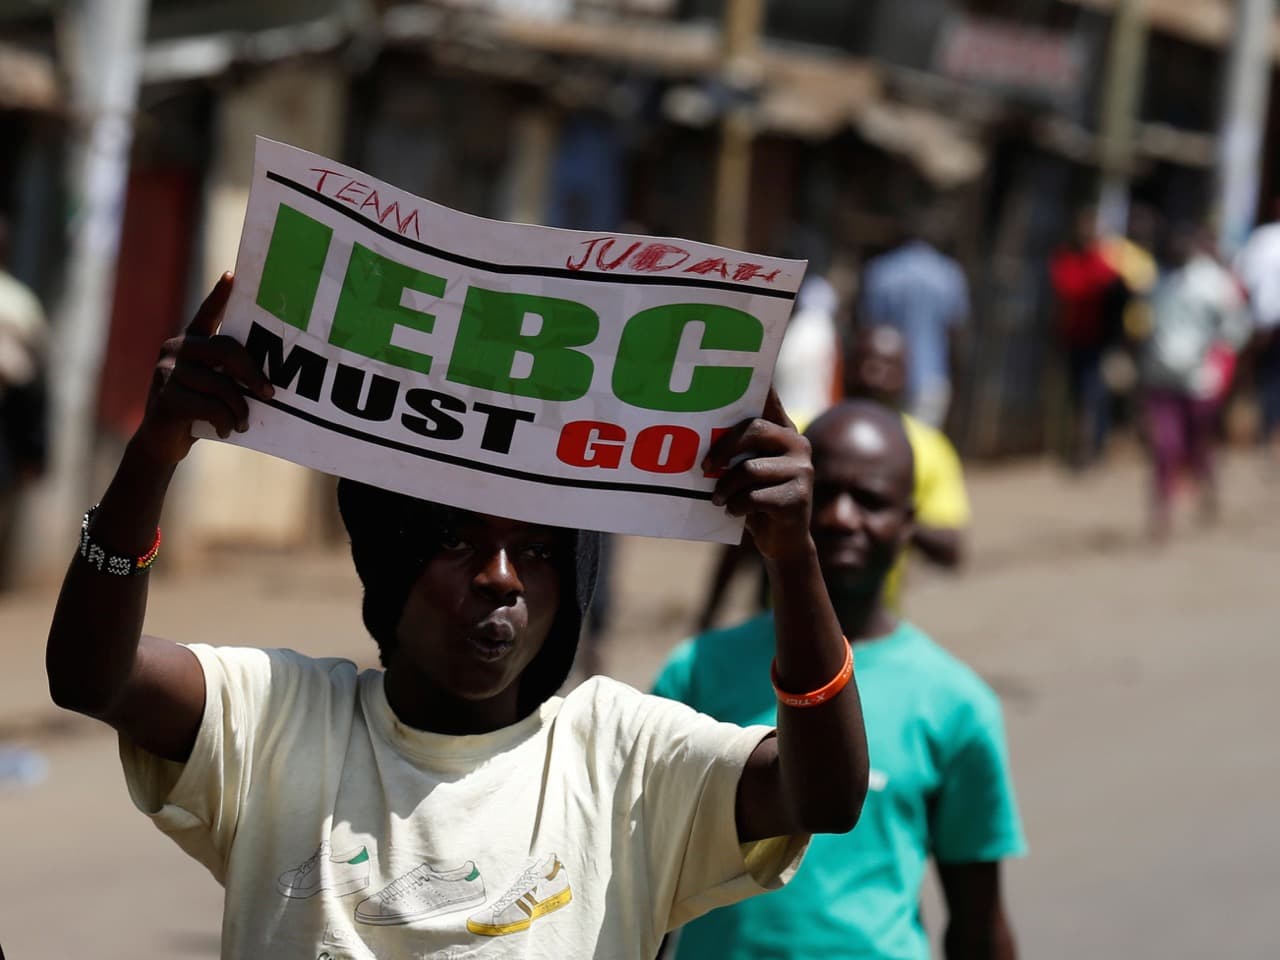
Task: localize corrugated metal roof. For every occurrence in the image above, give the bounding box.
[456,17,885,134]
[483,17,990,183]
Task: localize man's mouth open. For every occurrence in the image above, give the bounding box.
[465,620,516,663]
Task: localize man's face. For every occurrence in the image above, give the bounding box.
[809,421,913,595]
[392,512,562,701]
[847,328,907,406]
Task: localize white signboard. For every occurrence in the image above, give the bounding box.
[212,138,804,543]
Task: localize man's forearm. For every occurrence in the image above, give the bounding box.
[944,918,1017,960]
[46,441,175,716]
[947,911,1013,960]
[767,543,869,834]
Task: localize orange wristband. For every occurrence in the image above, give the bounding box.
[771,641,853,708]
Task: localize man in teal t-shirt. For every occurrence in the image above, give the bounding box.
[654,400,1025,960]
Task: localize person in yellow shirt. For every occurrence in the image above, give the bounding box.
[1101,211,1159,343]
[845,325,970,609]
[1098,207,1160,429]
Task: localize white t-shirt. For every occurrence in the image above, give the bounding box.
[120,644,806,959]
[774,307,840,432]
[0,268,46,391]
[1236,222,1280,329]
[775,275,841,431]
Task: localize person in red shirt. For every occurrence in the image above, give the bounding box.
[1050,207,1122,469]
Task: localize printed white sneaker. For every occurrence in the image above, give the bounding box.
[466,854,572,936]
[277,842,372,899]
[355,860,486,926]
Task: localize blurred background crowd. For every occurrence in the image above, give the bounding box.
[1,1,1279,958]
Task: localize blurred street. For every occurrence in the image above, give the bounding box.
[1,449,1277,959]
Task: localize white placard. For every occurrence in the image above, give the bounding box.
[212,138,805,543]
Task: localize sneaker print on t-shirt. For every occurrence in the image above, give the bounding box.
[467,854,572,937]
[277,842,372,899]
[355,860,487,926]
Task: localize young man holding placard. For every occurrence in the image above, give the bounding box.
[45,273,868,958]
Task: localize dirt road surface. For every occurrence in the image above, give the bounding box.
[2,453,1277,958]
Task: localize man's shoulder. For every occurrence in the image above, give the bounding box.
[693,611,774,644]
[862,247,906,283]
[901,412,941,445]
[686,613,775,667]
[1246,222,1280,248]
[195,642,358,669]
[653,614,775,707]
[891,624,1000,716]
[902,414,960,463]
[562,675,724,745]
[567,673,646,709]
[916,242,959,269]
[575,673,732,717]
[188,643,362,695]
[0,270,46,332]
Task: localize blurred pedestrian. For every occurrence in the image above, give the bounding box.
[1233,199,1280,464]
[1141,226,1250,540]
[1099,207,1160,420]
[1050,207,1122,469]
[1101,205,1160,344]
[860,216,969,429]
[775,272,843,432]
[46,275,869,957]
[656,400,1025,960]
[846,325,970,610]
[0,215,48,580]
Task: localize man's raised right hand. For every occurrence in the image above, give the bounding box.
[130,272,274,468]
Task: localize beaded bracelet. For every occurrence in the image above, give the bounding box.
[771,640,854,709]
[79,505,161,576]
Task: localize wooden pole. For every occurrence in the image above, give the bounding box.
[712,0,764,249]
[1097,0,1147,235]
